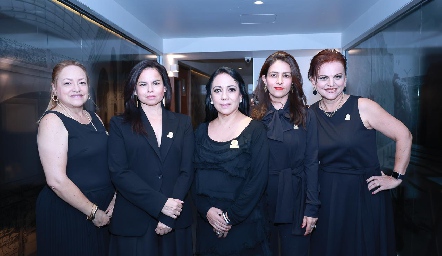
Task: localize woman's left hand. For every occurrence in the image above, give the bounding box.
[302,216,318,236]
[367,171,402,194]
[155,221,172,235]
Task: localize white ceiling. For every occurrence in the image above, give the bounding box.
[109,0,381,78]
[113,0,380,39]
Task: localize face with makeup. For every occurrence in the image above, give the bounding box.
[210,73,242,117]
[311,61,346,101]
[262,60,292,104]
[134,68,166,107]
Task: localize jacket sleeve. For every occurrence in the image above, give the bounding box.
[158,116,195,228]
[226,122,269,225]
[108,116,167,218]
[304,108,320,217]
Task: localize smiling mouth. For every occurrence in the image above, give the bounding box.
[274,87,284,90]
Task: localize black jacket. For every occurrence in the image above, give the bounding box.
[108,109,194,236]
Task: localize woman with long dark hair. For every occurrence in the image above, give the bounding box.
[251,51,320,256]
[108,60,194,256]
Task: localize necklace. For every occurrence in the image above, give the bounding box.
[57,102,97,131]
[319,93,345,118]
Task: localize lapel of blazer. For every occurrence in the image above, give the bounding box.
[141,110,161,159]
[160,109,178,163]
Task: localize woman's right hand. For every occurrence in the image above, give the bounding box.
[92,209,110,227]
[207,207,231,235]
[161,198,184,218]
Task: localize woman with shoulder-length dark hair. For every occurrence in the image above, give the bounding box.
[108,60,195,256]
[193,66,270,255]
[251,51,320,256]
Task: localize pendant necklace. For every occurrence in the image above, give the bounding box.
[319,92,345,118]
[57,102,97,131]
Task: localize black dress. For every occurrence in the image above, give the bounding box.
[192,120,270,256]
[261,104,319,256]
[36,111,114,256]
[310,95,396,256]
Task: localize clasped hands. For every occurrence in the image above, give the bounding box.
[156,198,184,235]
[207,207,231,238]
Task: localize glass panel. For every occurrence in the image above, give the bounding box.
[0,1,157,254]
[346,0,442,254]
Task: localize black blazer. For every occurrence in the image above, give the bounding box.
[108,108,194,236]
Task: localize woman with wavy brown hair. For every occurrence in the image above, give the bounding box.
[251,51,320,256]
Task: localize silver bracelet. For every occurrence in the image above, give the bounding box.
[222,212,231,225]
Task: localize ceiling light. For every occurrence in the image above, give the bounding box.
[254,1,264,4]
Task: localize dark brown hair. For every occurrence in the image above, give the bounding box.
[123,60,172,135]
[204,66,250,122]
[251,51,306,127]
[308,49,347,81]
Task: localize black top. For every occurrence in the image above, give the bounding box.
[310,95,396,256]
[36,110,114,256]
[261,103,320,235]
[192,120,270,255]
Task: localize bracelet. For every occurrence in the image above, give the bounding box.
[222,212,231,225]
[391,171,404,180]
[87,204,98,221]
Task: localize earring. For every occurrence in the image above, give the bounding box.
[134,95,139,108]
[162,96,165,106]
[88,94,91,100]
[240,98,243,103]
[51,93,58,102]
[313,88,317,95]
[264,85,267,92]
[291,85,294,93]
[210,100,213,104]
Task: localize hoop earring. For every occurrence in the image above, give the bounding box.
[313,88,317,95]
[264,85,267,92]
[134,95,139,108]
[51,93,58,102]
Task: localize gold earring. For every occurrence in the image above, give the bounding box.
[264,85,267,92]
[134,95,139,108]
[51,93,58,102]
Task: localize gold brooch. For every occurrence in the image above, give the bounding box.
[230,139,239,148]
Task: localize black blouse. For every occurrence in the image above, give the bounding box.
[192,120,269,254]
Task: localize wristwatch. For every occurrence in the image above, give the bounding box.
[391,171,404,180]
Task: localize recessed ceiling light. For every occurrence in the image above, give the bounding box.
[254,1,264,5]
